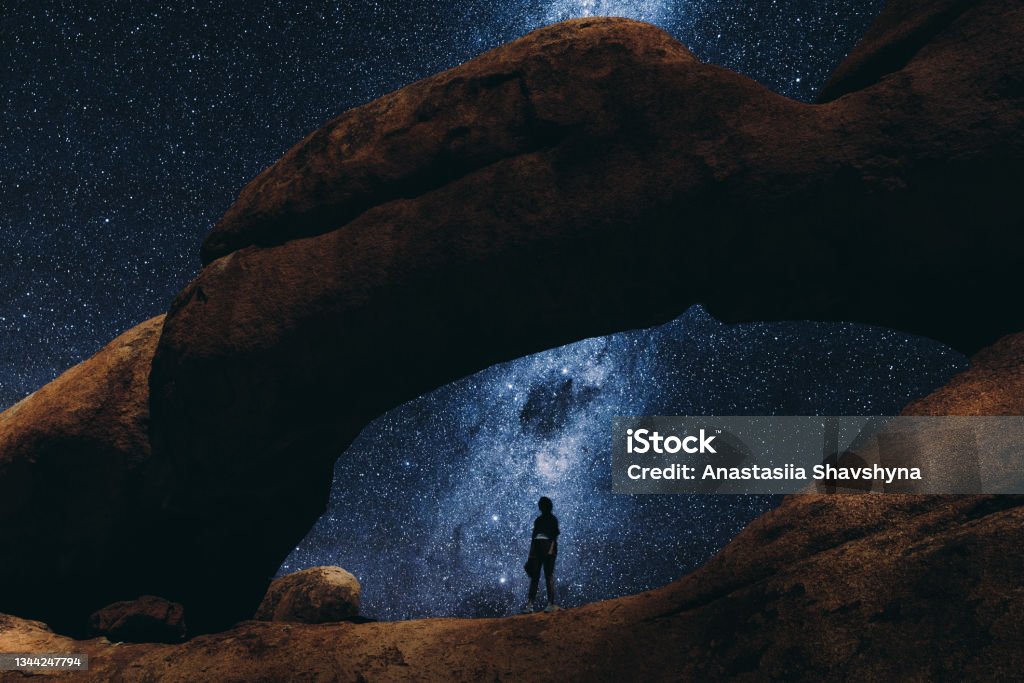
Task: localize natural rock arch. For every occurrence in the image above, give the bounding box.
[1,0,1022,635]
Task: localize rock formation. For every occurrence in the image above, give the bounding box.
[0,315,164,634]
[255,566,361,624]
[2,331,1022,678]
[902,332,1024,416]
[0,0,1021,639]
[88,596,186,644]
[150,0,1024,631]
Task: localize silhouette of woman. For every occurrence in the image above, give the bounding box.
[522,496,560,613]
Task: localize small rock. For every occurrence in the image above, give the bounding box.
[88,595,186,643]
[255,566,360,624]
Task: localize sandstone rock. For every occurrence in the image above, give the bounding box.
[0,613,79,657]
[148,0,1024,632]
[0,315,164,635]
[902,332,1024,416]
[199,20,702,263]
[88,595,186,643]
[255,566,360,624]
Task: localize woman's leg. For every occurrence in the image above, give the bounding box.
[544,555,556,606]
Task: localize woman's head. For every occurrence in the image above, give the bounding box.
[538,496,553,513]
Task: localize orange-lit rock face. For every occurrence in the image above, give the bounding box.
[255,565,361,623]
[0,316,163,635]
[903,333,1024,416]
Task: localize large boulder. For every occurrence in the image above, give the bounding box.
[0,315,164,635]
[255,566,361,624]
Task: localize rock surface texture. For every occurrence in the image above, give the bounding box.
[255,566,361,624]
[902,332,1024,416]
[0,315,164,634]
[87,595,186,644]
[0,0,1021,641]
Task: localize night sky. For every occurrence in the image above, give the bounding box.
[281,308,963,618]
[3,1,964,620]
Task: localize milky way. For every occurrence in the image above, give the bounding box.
[280,308,964,619]
[541,0,677,25]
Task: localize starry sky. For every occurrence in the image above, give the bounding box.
[281,309,964,619]
[3,1,965,620]
[1,0,890,407]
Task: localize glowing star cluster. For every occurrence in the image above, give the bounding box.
[542,0,675,24]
